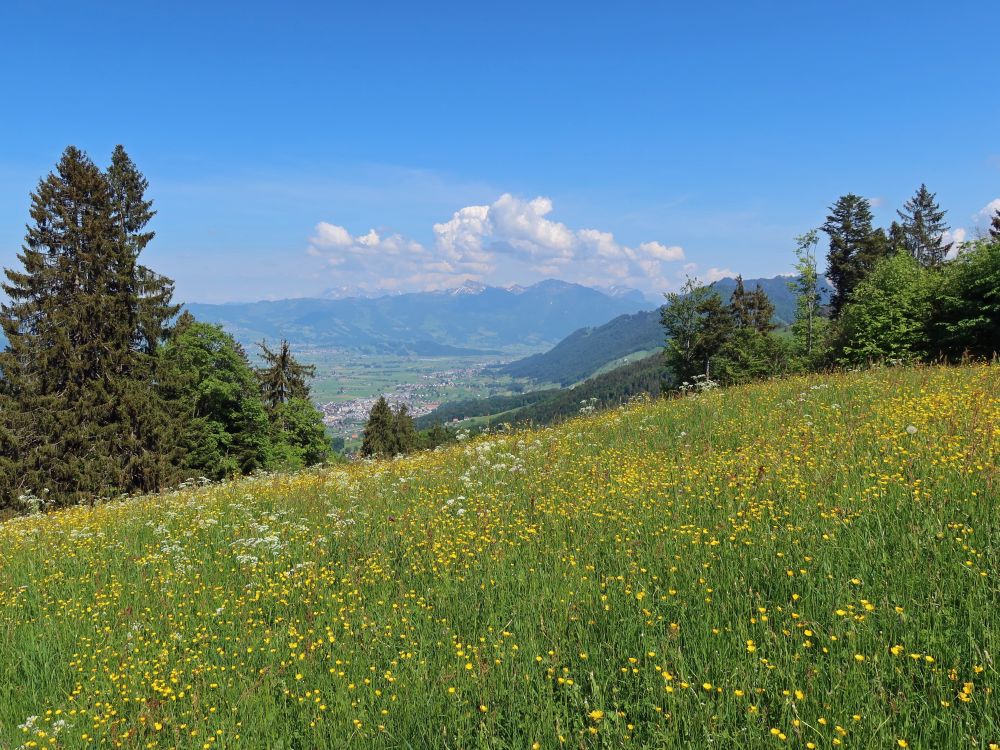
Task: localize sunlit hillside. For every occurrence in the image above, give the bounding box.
[0,365,997,749]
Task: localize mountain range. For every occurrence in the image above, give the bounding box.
[184,279,648,353]
[496,275,830,385]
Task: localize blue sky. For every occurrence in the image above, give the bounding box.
[1,1,998,302]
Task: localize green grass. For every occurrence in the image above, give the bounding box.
[0,364,997,748]
[581,349,660,382]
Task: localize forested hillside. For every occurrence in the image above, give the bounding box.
[497,275,831,386]
[418,353,665,429]
[498,309,663,385]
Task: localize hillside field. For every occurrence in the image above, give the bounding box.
[0,365,997,749]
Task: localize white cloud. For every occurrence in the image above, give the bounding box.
[308,193,690,295]
[636,241,685,262]
[704,267,735,283]
[311,222,353,248]
[975,198,1000,225]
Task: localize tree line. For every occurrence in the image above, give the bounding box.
[661,185,1000,388]
[0,147,332,512]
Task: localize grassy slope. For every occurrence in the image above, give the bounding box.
[0,365,997,749]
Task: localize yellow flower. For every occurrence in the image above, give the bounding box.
[588,709,605,722]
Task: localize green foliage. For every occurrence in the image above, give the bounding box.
[991,208,1000,240]
[500,309,664,385]
[661,278,732,383]
[270,398,331,470]
[788,230,831,369]
[414,389,560,430]
[823,194,890,317]
[158,321,274,480]
[419,423,457,450]
[391,404,418,454]
[897,184,951,268]
[712,328,795,385]
[361,396,396,458]
[256,339,315,409]
[256,339,329,469]
[931,239,1000,357]
[836,252,933,364]
[0,146,178,508]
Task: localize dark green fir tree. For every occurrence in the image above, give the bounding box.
[897,184,951,267]
[822,194,889,317]
[256,339,316,410]
[1,147,125,504]
[361,396,396,458]
[391,404,417,454]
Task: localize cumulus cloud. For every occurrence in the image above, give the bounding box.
[704,267,736,283]
[975,198,1000,225]
[941,199,1000,257]
[307,193,690,295]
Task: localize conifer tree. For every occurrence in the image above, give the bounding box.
[361,397,395,458]
[729,276,751,329]
[391,404,417,454]
[897,184,951,267]
[728,277,774,332]
[257,339,315,410]
[108,145,179,354]
[1,147,123,502]
[887,221,907,253]
[0,146,181,506]
[105,146,180,492]
[254,339,329,469]
[747,285,775,333]
[990,208,1000,241]
[823,194,888,317]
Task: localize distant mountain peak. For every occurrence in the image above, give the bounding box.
[320,284,369,300]
[449,280,488,296]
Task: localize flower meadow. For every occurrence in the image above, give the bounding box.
[0,365,997,749]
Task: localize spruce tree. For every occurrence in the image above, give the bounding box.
[1,147,123,503]
[887,221,907,253]
[729,276,751,329]
[0,146,181,506]
[361,397,395,458]
[391,405,417,454]
[897,184,951,267]
[822,194,888,317]
[257,339,315,410]
[255,339,329,469]
[728,277,774,332]
[105,146,180,492]
[747,285,775,333]
[108,145,179,355]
